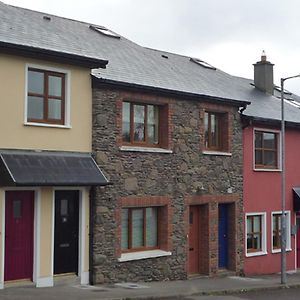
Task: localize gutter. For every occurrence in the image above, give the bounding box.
[0,41,108,69]
[92,77,251,107]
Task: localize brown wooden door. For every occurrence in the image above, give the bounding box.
[5,191,34,281]
[54,190,79,275]
[189,206,200,274]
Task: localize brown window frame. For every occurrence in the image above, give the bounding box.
[254,130,278,169]
[122,101,161,147]
[204,111,224,151]
[27,68,65,125]
[121,207,159,253]
[246,215,262,253]
[272,214,281,249]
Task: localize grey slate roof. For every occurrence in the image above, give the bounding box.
[1,1,300,125]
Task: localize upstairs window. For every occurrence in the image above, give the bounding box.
[204,112,227,151]
[27,68,65,125]
[255,130,279,169]
[122,102,160,146]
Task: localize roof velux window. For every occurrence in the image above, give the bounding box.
[190,58,216,70]
[89,25,120,39]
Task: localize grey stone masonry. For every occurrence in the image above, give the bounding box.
[92,86,244,284]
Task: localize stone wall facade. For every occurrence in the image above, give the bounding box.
[92,86,244,283]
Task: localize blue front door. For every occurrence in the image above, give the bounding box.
[218,204,228,268]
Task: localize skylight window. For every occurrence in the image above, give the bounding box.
[190,58,216,70]
[89,25,120,39]
[285,99,300,109]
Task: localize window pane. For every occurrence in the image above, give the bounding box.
[146,207,157,247]
[247,217,252,234]
[49,75,62,97]
[253,216,261,232]
[263,132,276,149]
[253,233,261,249]
[211,114,219,147]
[13,200,22,219]
[121,209,129,250]
[147,105,159,144]
[60,199,68,216]
[48,98,62,120]
[28,70,44,94]
[122,102,130,142]
[28,96,44,119]
[132,209,144,248]
[247,234,252,250]
[133,105,145,142]
[264,151,276,166]
[204,112,209,148]
[255,150,263,165]
[255,132,262,148]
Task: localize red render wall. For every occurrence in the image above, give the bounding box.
[243,126,298,275]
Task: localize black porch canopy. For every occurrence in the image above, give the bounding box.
[0,150,109,187]
[293,188,300,212]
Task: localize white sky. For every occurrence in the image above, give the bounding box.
[3,0,300,94]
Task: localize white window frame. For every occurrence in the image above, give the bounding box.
[24,64,71,128]
[271,210,291,253]
[245,212,267,257]
[253,128,281,172]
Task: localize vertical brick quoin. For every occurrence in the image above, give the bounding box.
[186,194,243,276]
[92,86,244,283]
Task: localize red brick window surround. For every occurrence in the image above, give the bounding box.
[27,68,65,125]
[254,130,279,169]
[116,196,172,256]
[117,95,172,149]
[200,104,232,153]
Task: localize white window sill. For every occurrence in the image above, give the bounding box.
[202,150,232,156]
[120,146,172,154]
[272,248,292,254]
[118,250,172,262]
[24,122,72,129]
[254,168,281,172]
[246,250,267,257]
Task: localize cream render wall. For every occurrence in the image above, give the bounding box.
[0,53,92,152]
[39,188,53,279]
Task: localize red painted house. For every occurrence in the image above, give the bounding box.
[241,53,300,275]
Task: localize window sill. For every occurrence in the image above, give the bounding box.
[120,146,173,154]
[246,250,267,257]
[202,150,232,156]
[272,248,292,254]
[118,249,172,262]
[254,168,281,172]
[24,122,71,129]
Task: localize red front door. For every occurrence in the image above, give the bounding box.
[297,218,300,268]
[189,206,200,274]
[5,191,34,281]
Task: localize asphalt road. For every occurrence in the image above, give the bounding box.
[182,287,300,300]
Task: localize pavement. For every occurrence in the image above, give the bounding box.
[1,272,300,300]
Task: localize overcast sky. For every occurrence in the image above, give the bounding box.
[3,0,300,94]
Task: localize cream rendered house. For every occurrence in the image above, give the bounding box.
[0,2,109,288]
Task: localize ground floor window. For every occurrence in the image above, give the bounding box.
[246,213,266,256]
[272,211,291,252]
[121,207,158,251]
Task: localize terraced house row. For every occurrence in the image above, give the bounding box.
[1,2,300,288]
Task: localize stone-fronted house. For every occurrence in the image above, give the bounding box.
[91,48,251,281]
[0,2,109,288]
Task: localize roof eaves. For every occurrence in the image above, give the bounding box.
[0,41,108,69]
[92,77,250,107]
[241,115,300,129]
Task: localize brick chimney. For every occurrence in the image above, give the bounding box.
[253,51,274,95]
